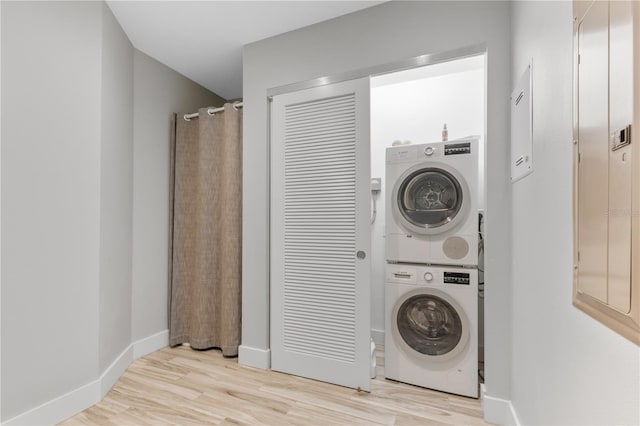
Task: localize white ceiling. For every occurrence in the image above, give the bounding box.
[107,1,385,100]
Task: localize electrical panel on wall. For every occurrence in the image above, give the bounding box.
[510,63,533,182]
[573,0,640,345]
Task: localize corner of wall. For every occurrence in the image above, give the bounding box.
[99,330,169,398]
[132,329,169,359]
[238,345,271,369]
[370,329,384,346]
[1,329,169,425]
[99,346,133,399]
[97,0,135,375]
[481,384,521,426]
[1,1,4,422]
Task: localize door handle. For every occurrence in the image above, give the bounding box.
[356,250,366,260]
[393,272,412,278]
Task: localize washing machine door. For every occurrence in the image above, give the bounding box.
[392,162,470,236]
[393,287,469,362]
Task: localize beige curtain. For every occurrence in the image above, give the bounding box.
[169,104,242,356]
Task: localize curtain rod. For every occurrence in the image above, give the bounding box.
[183,102,243,121]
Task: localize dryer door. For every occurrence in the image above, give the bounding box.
[392,162,471,236]
[393,287,469,362]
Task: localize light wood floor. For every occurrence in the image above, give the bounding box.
[60,345,490,425]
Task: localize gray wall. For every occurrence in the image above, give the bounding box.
[0,2,224,421]
[510,2,640,424]
[99,2,134,374]
[1,2,3,418]
[131,50,225,342]
[241,0,513,403]
[1,1,102,420]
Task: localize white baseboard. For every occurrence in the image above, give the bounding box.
[371,328,385,346]
[100,345,134,398]
[481,384,521,426]
[133,329,169,359]
[3,379,100,426]
[238,345,271,369]
[508,401,521,426]
[3,330,169,425]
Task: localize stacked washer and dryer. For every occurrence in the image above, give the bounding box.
[384,136,480,398]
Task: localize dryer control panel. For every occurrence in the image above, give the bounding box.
[444,272,470,285]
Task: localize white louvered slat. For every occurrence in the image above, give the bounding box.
[283,93,357,362]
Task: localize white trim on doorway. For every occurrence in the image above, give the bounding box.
[266,43,487,98]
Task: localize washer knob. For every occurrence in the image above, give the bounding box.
[424,272,434,282]
[424,146,435,156]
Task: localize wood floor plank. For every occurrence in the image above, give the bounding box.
[59,346,491,425]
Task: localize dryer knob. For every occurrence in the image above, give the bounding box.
[424,272,434,282]
[424,146,435,156]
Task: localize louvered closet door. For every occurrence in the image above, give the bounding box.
[270,78,371,391]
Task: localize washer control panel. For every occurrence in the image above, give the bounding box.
[444,142,471,156]
[387,264,477,287]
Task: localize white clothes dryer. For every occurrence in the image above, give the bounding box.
[386,137,480,266]
[385,263,478,397]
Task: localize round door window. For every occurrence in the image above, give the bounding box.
[397,168,463,229]
[396,294,463,356]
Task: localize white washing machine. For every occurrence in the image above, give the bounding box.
[385,263,478,397]
[386,136,479,266]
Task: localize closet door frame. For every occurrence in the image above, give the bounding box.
[265,44,488,387]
